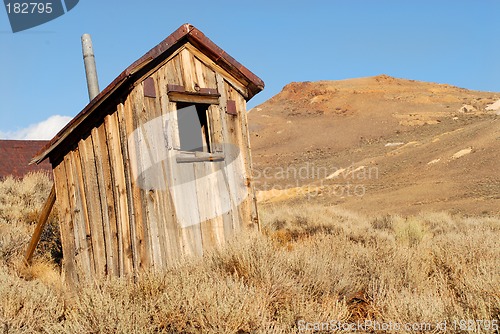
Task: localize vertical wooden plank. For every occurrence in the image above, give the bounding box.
[170,158,203,257]
[99,122,120,276]
[142,73,172,268]
[195,161,215,250]
[157,63,183,264]
[53,162,77,285]
[164,58,182,151]
[90,128,112,275]
[196,162,226,251]
[194,56,217,89]
[224,81,253,231]
[180,48,196,91]
[93,125,119,276]
[78,136,107,278]
[117,102,140,274]
[104,112,133,276]
[207,101,228,243]
[164,53,184,87]
[181,222,204,257]
[124,88,151,271]
[213,160,234,242]
[62,156,83,276]
[208,103,224,153]
[72,148,95,277]
[130,82,159,270]
[234,92,259,230]
[64,151,93,279]
[215,73,239,238]
[193,56,206,89]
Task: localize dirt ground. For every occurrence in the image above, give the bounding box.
[248,75,500,216]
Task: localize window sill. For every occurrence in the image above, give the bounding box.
[176,151,225,163]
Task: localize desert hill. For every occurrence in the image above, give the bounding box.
[248,75,500,215]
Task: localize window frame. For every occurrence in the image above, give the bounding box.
[167,84,226,163]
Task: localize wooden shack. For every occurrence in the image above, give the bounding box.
[32,24,264,282]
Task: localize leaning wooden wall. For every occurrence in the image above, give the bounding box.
[53,44,258,283]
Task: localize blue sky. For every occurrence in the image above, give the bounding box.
[1,0,499,139]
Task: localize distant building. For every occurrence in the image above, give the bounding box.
[0,140,51,179]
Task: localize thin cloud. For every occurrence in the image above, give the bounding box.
[0,115,72,140]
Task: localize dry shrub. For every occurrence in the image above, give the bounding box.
[0,172,61,269]
[62,254,285,333]
[0,266,65,333]
[0,172,53,224]
[15,258,61,286]
[392,216,429,247]
[260,204,499,331]
[0,176,498,333]
[206,231,350,327]
[0,221,30,265]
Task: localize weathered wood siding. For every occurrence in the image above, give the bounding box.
[54,44,258,282]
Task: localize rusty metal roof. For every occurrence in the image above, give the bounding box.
[32,23,264,165]
[0,140,51,179]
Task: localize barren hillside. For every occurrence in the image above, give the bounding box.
[249,75,500,215]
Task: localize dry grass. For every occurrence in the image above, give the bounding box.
[0,172,61,268]
[0,173,499,333]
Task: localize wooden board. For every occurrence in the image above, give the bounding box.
[215,73,240,237]
[193,55,217,89]
[64,151,93,278]
[53,162,77,285]
[196,160,227,251]
[156,64,183,264]
[117,102,140,273]
[98,123,121,274]
[180,48,196,92]
[223,79,256,230]
[105,110,134,276]
[167,91,220,104]
[233,89,260,230]
[77,136,107,278]
[124,87,151,271]
[132,83,163,270]
[93,124,120,276]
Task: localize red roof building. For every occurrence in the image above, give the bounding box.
[0,140,51,179]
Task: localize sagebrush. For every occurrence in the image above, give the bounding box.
[0,173,498,333]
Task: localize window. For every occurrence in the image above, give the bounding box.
[167,84,224,163]
[176,102,211,153]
